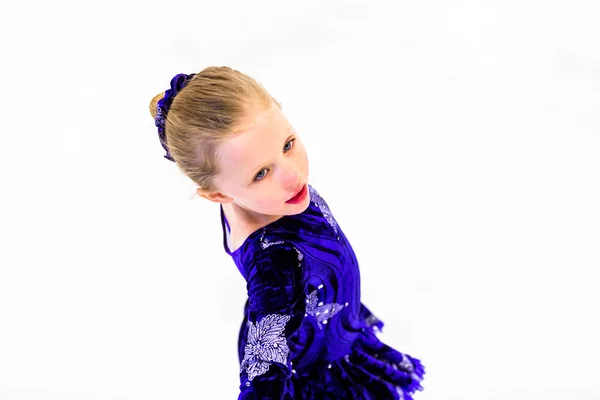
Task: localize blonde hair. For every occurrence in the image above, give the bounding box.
[149,66,280,193]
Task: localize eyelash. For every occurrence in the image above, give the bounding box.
[254,138,296,181]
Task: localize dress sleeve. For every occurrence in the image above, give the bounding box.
[238,238,307,400]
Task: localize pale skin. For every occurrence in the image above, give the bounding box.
[196,101,311,251]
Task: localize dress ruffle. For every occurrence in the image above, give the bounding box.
[286,304,424,399]
[239,301,425,400]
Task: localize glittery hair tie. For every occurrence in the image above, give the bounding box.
[154,73,196,162]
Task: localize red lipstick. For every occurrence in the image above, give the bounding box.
[286,184,308,204]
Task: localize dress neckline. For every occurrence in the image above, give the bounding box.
[219,185,315,256]
[219,204,288,255]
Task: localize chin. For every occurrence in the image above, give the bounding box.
[285,196,310,215]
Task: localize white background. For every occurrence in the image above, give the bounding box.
[1,0,599,399]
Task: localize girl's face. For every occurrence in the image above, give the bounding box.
[205,101,310,219]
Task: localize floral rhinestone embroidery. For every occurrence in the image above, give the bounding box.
[308,186,338,234]
[305,289,345,329]
[241,314,291,380]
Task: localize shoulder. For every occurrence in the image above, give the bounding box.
[307,184,333,213]
[241,230,304,272]
[242,230,308,311]
[307,184,322,202]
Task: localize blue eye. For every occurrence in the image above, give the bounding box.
[284,139,295,151]
[255,169,267,180]
[254,138,296,181]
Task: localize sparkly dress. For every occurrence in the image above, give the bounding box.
[220,185,425,399]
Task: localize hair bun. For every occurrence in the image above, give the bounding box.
[151,73,196,162]
[149,92,165,119]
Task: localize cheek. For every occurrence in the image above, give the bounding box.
[252,192,283,210]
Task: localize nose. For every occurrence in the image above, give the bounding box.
[280,164,301,191]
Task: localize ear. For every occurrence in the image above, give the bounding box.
[196,187,233,204]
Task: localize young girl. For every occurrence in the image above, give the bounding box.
[149,67,425,399]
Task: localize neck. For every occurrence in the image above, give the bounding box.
[223,201,284,232]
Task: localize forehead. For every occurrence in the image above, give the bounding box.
[217,104,291,177]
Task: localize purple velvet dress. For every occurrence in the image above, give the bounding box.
[220,185,425,399]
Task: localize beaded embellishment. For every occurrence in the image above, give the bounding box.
[259,235,304,267]
[305,289,345,329]
[259,232,284,249]
[308,186,338,234]
[241,314,291,381]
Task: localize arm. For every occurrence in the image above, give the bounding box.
[238,240,307,400]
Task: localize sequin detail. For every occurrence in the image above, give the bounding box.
[294,247,304,267]
[241,314,291,381]
[259,235,303,269]
[396,387,405,399]
[365,313,381,329]
[381,353,422,385]
[308,186,338,234]
[305,290,345,329]
[399,353,415,373]
[259,232,285,249]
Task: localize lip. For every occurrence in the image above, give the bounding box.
[286,184,307,204]
[291,184,304,198]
